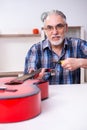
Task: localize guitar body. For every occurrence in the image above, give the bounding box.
[0,77,49,123]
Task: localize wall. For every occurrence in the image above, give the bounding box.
[0,0,87,35]
[0,0,87,72]
[0,36,41,72]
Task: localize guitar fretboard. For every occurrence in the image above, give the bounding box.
[6,68,42,85]
[16,68,42,81]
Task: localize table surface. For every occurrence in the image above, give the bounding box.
[0,83,87,130]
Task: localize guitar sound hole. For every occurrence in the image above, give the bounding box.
[5,82,22,85]
[0,89,18,92]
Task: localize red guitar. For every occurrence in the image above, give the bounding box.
[0,69,49,123]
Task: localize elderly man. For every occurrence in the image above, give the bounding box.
[24,10,87,84]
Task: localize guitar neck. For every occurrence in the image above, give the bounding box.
[17,68,42,81]
[5,68,42,85]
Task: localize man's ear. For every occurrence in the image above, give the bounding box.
[65,24,68,33]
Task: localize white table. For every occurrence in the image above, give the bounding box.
[0,84,87,130]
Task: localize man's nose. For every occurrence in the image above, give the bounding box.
[52,27,58,33]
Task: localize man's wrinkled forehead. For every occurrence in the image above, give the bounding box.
[44,14,66,27]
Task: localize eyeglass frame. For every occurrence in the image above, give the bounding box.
[42,23,66,32]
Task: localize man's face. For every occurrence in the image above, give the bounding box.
[43,14,68,46]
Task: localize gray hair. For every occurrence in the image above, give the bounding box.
[41,10,66,23]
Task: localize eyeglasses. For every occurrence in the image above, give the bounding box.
[42,23,66,32]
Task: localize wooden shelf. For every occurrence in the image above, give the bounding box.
[0,71,23,77]
[0,34,41,38]
[0,26,82,38]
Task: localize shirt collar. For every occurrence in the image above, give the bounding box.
[42,39,51,50]
[63,38,68,50]
[42,37,68,50]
